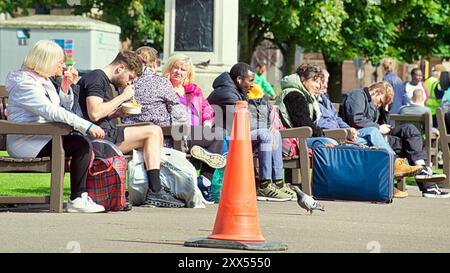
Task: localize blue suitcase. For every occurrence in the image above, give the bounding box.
[312,145,394,203]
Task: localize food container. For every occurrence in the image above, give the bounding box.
[122,102,142,114]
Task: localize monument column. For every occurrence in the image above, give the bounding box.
[164,0,239,96]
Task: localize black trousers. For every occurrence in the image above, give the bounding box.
[187,126,225,180]
[386,123,434,191]
[37,134,93,200]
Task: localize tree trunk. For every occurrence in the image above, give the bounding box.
[323,56,343,103]
[238,13,251,63]
[280,39,297,76]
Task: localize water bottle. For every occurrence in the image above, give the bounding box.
[211,167,225,203]
[210,136,229,203]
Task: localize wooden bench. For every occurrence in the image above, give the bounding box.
[0,121,72,212]
[390,112,439,168]
[159,124,314,194]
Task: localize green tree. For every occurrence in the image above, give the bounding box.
[239,0,450,102]
[239,0,348,99]
[0,0,68,16]
[0,0,165,51]
[73,0,165,51]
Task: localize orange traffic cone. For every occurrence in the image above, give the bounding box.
[184,101,288,251]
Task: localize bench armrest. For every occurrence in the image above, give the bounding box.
[279,127,312,139]
[0,120,72,135]
[323,128,349,141]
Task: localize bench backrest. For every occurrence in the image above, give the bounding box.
[390,112,434,165]
[0,85,7,150]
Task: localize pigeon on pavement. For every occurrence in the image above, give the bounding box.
[293,186,325,215]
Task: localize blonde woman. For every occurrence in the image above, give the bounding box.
[162,54,226,201]
[162,54,214,127]
[5,40,106,212]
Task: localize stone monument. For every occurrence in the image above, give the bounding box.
[164,0,239,95]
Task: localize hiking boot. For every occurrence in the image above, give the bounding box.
[257,182,292,202]
[197,175,214,204]
[144,187,185,208]
[394,158,423,178]
[277,184,297,201]
[415,166,447,183]
[393,188,408,198]
[66,192,105,213]
[422,185,450,199]
[190,145,226,169]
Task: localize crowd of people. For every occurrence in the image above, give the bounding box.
[4,39,449,213]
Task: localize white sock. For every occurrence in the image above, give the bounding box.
[414,160,426,166]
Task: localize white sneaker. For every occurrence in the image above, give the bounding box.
[66,192,105,213]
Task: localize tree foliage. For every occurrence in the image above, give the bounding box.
[0,0,165,51]
[73,0,164,50]
[239,0,450,100]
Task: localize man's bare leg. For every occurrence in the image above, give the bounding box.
[117,125,184,207]
[118,125,163,169]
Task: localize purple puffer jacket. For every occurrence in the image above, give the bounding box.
[184,83,214,125]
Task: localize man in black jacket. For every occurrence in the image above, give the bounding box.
[340,81,448,198]
[208,62,294,201]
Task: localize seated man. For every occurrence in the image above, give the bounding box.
[208,62,294,201]
[77,50,185,208]
[340,81,448,198]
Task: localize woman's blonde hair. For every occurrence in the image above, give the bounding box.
[368,81,394,105]
[162,54,195,84]
[23,40,64,77]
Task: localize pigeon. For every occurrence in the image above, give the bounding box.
[293,186,325,215]
[195,59,210,69]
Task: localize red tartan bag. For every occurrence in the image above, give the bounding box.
[269,104,299,156]
[86,140,127,211]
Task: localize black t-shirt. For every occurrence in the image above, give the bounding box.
[77,69,116,130]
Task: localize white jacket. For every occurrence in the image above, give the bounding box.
[5,68,92,157]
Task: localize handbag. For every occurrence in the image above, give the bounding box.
[269,104,299,156]
[86,139,127,211]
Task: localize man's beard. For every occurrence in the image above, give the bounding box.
[111,77,127,88]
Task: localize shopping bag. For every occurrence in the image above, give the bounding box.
[86,139,127,211]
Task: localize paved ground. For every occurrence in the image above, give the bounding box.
[0,185,449,253]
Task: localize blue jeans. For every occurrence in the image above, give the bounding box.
[306,137,338,149]
[356,127,395,155]
[251,128,283,181]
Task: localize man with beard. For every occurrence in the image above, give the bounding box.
[77,51,185,208]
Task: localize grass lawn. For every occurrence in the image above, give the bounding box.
[0,173,71,200]
[0,151,71,200]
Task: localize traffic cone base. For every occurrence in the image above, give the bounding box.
[184,237,288,251]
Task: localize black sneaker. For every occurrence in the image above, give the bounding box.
[415,166,447,183]
[144,187,185,208]
[422,185,450,199]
